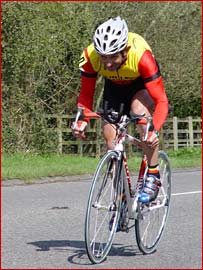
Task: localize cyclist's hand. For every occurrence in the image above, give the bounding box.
[71,120,87,139]
[146,130,159,148]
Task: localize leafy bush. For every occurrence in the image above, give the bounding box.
[2,2,201,153]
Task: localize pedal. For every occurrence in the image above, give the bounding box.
[120,224,129,233]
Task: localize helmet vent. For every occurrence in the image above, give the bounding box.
[93,17,128,55]
[110,39,117,47]
[106,26,111,33]
[96,38,101,47]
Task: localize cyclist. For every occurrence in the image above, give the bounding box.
[72,16,169,203]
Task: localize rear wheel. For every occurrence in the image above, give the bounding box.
[135,150,171,254]
[85,151,123,264]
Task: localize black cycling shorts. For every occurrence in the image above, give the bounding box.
[103,77,145,116]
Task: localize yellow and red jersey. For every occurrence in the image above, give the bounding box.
[78,32,169,131]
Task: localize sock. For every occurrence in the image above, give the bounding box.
[147,164,160,179]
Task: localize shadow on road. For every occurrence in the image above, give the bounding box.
[27,239,142,266]
[28,239,84,251]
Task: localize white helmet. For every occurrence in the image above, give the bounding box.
[93,16,128,55]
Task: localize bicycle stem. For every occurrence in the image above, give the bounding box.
[116,115,153,144]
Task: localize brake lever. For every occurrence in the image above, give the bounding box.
[143,117,152,141]
[73,107,84,129]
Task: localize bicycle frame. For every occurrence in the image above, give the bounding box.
[108,115,145,218]
[121,153,140,219]
[76,107,171,262]
[107,114,168,223]
[111,149,146,224]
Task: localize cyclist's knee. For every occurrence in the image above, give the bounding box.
[106,141,115,150]
[131,89,154,115]
[103,123,116,150]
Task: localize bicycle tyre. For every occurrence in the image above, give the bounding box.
[85,150,123,264]
[135,150,171,254]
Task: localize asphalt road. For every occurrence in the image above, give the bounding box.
[2,169,202,269]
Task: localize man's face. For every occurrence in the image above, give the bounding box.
[100,53,123,71]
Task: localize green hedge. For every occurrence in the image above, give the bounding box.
[2,2,201,153]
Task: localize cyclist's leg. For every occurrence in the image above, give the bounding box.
[102,79,130,150]
[103,122,116,150]
[131,88,158,166]
[131,89,161,202]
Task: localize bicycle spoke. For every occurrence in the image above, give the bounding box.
[90,209,109,245]
[85,151,122,264]
[91,210,109,257]
[135,150,171,254]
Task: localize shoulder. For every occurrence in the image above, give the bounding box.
[79,43,99,69]
[128,32,152,58]
[126,33,153,65]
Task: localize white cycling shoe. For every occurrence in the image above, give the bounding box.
[138,175,161,203]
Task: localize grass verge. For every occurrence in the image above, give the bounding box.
[2,147,201,181]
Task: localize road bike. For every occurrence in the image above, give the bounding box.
[74,106,171,264]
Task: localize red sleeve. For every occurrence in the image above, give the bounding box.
[77,75,97,111]
[138,50,169,131]
[77,48,97,122]
[145,78,169,131]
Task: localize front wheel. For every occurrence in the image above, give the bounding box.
[85,151,123,264]
[135,150,171,254]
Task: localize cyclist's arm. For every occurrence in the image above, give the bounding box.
[72,74,96,138]
[77,75,97,117]
[77,48,98,122]
[72,47,98,139]
[138,50,169,131]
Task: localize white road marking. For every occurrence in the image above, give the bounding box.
[172,191,202,196]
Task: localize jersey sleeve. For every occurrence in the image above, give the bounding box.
[138,50,169,131]
[77,48,98,121]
